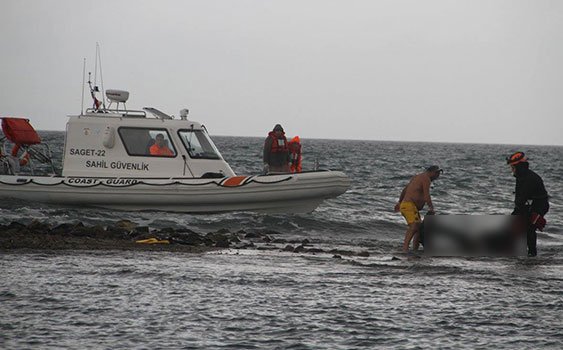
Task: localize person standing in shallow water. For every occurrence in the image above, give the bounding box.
[506,152,549,257]
[394,166,442,252]
[263,124,290,174]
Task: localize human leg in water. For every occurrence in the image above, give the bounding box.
[412,231,421,251]
[403,222,421,252]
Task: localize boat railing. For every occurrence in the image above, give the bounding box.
[84,108,147,118]
[0,138,59,176]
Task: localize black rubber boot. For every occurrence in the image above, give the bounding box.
[527,226,537,257]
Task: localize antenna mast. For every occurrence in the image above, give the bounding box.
[96,42,107,110]
[80,58,86,115]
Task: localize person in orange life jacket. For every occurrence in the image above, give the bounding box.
[288,136,302,173]
[150,133,174,156]
[263,124,290,174]
[506,152,549,257]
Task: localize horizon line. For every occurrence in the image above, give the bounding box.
[34,129,563,148]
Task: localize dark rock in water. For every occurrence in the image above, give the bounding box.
[391,256,401,261]
[26,220,51,234]
[115,219,137,231]
[44,221,104,238]
[231,241,254,249]
[236,229,247,235]
[216,228,230,234]
[262,236,272,243]
[244,232,262,239]
[50,222,80,236]
[88,225,111,239]
[333,255,342,259]
[273,238,287,244]
[176,228,198,235]
[283,244,294,252]
[7,221,27,232]
[357,251,370,257]
[105,225,130,239]
[203,237,215,247]
[206,231,230,243]
[214,239,230,248]
[293,245,306,253]
[72,225,103,238]
[158,227,176,234]
[301,239,311,245]
[169,232,204,246]
[257,245,276,251]
[232,240,254,249]
[230,235,241,243]
[0,219,218,253]
[307,247,324,254]
[328,248,355,256]
[132,226,150,236]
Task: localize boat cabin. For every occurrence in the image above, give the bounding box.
[64,106,235,178]
[2,90,236,179]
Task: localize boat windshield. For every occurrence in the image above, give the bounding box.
[178,129,221,159]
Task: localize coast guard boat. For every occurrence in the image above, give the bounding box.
[0,90,350,213]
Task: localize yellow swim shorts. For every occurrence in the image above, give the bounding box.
[399,202,421,225]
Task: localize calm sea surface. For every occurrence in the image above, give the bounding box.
[1,132,562,349]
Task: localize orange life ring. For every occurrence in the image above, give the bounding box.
[11,144,31,166]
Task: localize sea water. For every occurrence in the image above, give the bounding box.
[1,133,562,349]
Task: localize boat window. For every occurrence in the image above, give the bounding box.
[118,127,176,157]
[178,129,221,159]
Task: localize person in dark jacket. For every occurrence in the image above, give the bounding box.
[507,152,549,257]
[263,124,290,174]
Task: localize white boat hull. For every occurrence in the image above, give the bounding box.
[0,171,350,213]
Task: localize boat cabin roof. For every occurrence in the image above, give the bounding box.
[76,106,204,129]
[61,107,234,178]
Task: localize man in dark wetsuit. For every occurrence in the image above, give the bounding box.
[263,124,290,174]
[507,152,549,257]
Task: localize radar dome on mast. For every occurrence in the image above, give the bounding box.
[106,90,129,103]
[105,89,129,110]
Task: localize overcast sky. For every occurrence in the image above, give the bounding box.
[1,0,562,145]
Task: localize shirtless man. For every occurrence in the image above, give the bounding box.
[394,166,442,252]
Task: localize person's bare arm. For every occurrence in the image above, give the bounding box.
[399,186,407,202]
[422,176,434,212]
[394,184,408,212]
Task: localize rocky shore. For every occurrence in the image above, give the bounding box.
[0,219,370,258]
